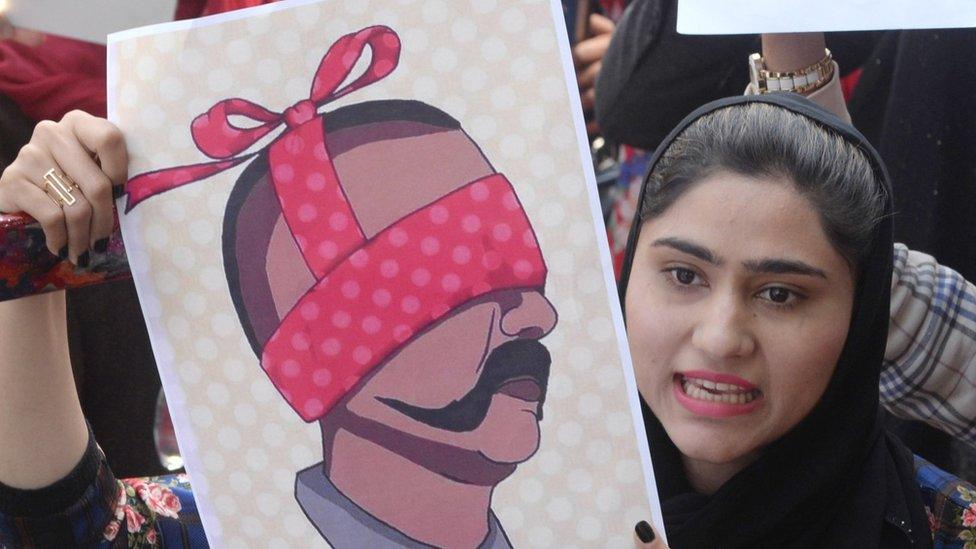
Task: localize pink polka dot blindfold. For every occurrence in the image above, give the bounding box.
[123,26,548,421]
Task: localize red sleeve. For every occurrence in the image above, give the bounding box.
[0,36,106,121]
[191,0,276,17]
[175,0,209,20]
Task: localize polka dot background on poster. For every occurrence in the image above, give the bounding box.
[111,0,651,546]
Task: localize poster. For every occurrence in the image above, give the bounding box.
[677,0,976,34]
[109,0,661,546]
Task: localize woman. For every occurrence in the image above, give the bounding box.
[621,92,930,547]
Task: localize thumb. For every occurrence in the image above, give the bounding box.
[634,520,668,548]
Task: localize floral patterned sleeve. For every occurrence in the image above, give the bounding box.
[915,455,976,548]
[0,428,207,548]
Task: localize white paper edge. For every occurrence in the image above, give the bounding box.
[107,34,228,549]
[547,0,666,540]
[110,0,666,543]
[676,1,976,34]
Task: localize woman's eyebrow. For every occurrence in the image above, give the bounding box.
[743,258,828,279]
[651,237,723,265]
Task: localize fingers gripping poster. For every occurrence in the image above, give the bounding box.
[109,1,660,546]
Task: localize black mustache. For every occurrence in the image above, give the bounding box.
[377,339,551,433]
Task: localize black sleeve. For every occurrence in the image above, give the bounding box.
[0,426,120,548]
[0,428,103,518]
[594,0,884,150]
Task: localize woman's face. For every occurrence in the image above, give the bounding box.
[625,171,855,483]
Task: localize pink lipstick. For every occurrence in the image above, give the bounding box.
[672,371,763,418]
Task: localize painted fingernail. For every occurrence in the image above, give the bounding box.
[93,238,109,254]
[58,245,69,260]
[77,251,90,268]
[635,521,655,543]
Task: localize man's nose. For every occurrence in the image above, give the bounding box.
[691,293,756,359]
[500,290,558,339]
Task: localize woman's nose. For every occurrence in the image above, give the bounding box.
[691,294,756,359]
[500,290,558,339]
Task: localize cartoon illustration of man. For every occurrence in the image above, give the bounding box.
[126,27,558,548]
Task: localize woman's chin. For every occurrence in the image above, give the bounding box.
[651,387,765,468]
[665,421,759,467]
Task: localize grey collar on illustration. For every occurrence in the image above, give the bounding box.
[295,463,513,549]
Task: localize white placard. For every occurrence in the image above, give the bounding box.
[4,0,177,44]
[108,0,664,546]
[678,0,976,34]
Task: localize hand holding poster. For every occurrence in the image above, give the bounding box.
[678,0,976,34]
[109,1,662,546]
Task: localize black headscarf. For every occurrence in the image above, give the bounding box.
[617,93,931,548]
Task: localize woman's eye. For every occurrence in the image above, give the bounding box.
[664,267,704,287]
[758,287,801,307]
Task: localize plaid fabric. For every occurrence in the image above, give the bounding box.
[916,455,976,547]
[0,440,205,548]
[883,244,976,446]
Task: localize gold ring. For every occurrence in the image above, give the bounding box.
[43,168,79,208]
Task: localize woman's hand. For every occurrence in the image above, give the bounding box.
[573,13,615,134]
[759,33,827,74]
[0,110,127,266]
[634,520,668,548]
[758,33,850,121]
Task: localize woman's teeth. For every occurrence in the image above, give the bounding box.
[680,376,761,404]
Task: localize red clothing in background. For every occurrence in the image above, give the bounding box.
[175,0,274,19]
[0,0,275,122]
[0,36,107,121]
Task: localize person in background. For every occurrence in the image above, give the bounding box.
[628,32,974,548]
[593,0,976,477]
[571,7,617,137]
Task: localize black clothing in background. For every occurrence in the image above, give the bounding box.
[66,280,169,479]
[0,94,33,172]
[848,29,976,283]
[594,0,880,151]
[617,93,930,548]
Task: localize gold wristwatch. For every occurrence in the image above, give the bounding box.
[749,49,834,95]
